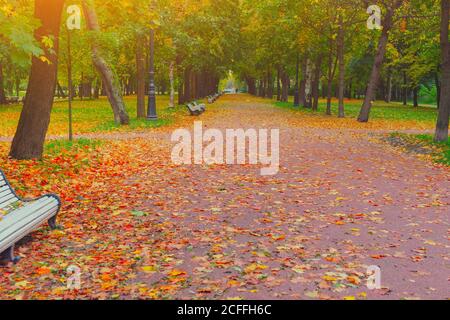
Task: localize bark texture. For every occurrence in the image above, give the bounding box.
[10,0,65,160]
[82,0,129,125]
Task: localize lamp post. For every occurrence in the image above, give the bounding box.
[66,4,81,140]
[67,29,73,141]
[147,27,158,120]
[294,52,300,107]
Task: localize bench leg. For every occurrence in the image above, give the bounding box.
[0,246,20,264]
[48,215,59,230]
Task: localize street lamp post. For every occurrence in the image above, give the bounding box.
[67,29,73,141]
[66,4,81,141]
[294,52,300,107]
[147,27,158,120]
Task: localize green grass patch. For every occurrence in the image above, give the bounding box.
[45,138,102,156]
[388,133,450,166]
[274,99,438,123]
[414,134,450,165]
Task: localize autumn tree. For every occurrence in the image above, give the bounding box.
[10,0,65,160]
[81,0,130,125]
[435,0,450,141]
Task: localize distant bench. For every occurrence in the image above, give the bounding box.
[3,97,20,105]
[207,93,222,104]
[186,101,206,116]
[0,169,61,264]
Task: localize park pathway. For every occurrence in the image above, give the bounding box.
[125,95,449,300]
[1,95,448,301]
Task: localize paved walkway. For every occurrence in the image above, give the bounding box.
[127,98,449,299]
[1,96,448,300]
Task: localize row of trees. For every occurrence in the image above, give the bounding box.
[235,0,449,140]
[0,0,449,160]
[1,0,241,159]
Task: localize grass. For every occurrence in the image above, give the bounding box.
[414,134,450,165]
[45,138,103,156]
[0,95,188,137]
[388,132,450,166]
[274,98,438,123]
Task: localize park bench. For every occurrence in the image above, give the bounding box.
[207,93,221,104]
[0,169,61,264]
[194,101,206,112]
[186,101,206,116]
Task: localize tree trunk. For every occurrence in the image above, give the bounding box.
[402,71,407,105]
[299,58,307,107]
[326,37,337,115]
[281,68,289,102]
[312,54,322,111]
[337,15,345,118]
[246,76,256,95]
[82,0,129,125]
[413,86,419,107]
[0,63,6,104]
[435,0,450,142]
[56,81,66,98]
[169,61,175,108]
[136,34,146,118]
[10,0,65,160]
[266,68,273,99]
[386,71,392,103]
[358,2,401,122]
[277,67,281,101]
[435,71,441,109]
[184,67,191,102]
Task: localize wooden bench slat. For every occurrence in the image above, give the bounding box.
[0,202,58,241]
[0,169,61,262]
[0,194,18,207]
[0,197,55,229]
[0,188,13,198]
[0,206,59,254]
[0,198,57,241]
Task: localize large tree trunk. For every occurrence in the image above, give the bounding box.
[435,0,450,142]
[82,0,129,125]
[337,16,345,118]
[10,0,65,159]
[358,2,401,122]
[136,34,146,118]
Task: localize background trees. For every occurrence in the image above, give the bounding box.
[0,0,448,158]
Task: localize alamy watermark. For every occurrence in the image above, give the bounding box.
[171,122,280,176]
[367,5,382,30]
[367,265,382,290]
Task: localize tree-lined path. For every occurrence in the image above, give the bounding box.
[1,95,447,300]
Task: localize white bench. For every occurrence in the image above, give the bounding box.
[186,102,206,116]
[0,169,61,264]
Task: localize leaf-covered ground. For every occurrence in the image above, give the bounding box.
[0,95,448,300]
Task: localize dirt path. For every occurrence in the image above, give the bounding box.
[127,97,449,300]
